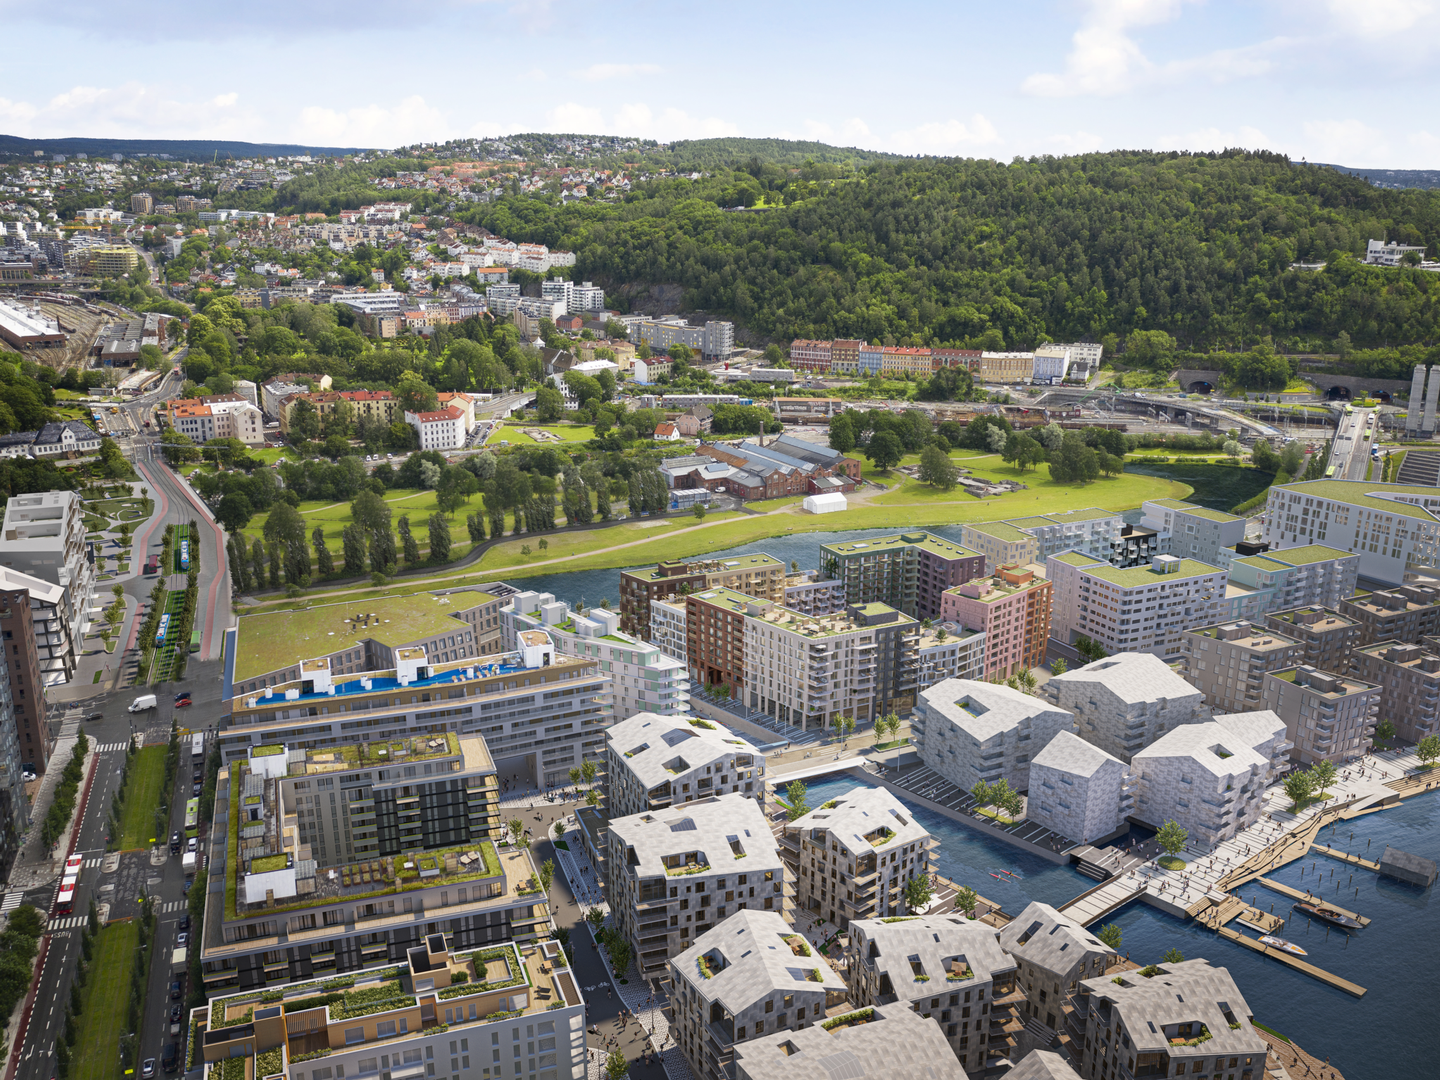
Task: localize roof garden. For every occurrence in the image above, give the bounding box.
[1264,544,1353,566]
[628,553,783,582]
[964,520,1031,542]
[1081,559,1222,587]
[822,532,981,560]
[290,733,464,774]
[1277,479,1440,521]
[1050,551,1101,568]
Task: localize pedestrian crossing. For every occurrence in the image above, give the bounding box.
[82,856,102,869]
[93,741,131,753]
[0,892,22,914]
[160,900,186,913]
[47,915,88,931]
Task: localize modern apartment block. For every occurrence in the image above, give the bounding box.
[1264,606,1361,673]
[1339,584,1440,646]
[1047,554,1227,660]
[1131,711,1292,843]
[192,936,587,1080]
[917,624,986,686]
[959,508,1124,575]
[0,658,26,877]
[1140,498,1246,565]
[603,713,765,819]
[619,554,785,640]
[780,786,935,927]
[0,577,52,771]
[732,1002,967,1080]
[913,678,1076,792]
[669,909,849,1080]
[199,747,550,992]
[648,598,689,665]
[1044,652,1209,763]
[939,564,1053,680]
[818,532,984,620]
[845,914,1018,1074]
[502,592,689,718]
[997,902,1118,1035]
[1071,959,1270,1080]
[1027,732,1134,844]
[1261,665,1380,764]
[1178,621,1303,715]
[1219,544,1360,621]
[605,795,788,981]
[1351,642,1440,746]
[685,586,755,696]
[221,627,611,790]
[782,571,847,616]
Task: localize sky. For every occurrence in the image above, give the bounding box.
[1,0,1437,168]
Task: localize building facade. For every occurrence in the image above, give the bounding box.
[1044,653,1210,764]
[997,902,1118,1036]
[913,678,1076,793]
[1140,499,1246,565]
[1218,544,1360,621]
[620,555,785,641]
[819,533,985,621]
[1178,621,1303,716]
[1263,606,1361,674]
[1027,732,1134,845]
[1047,554,1227,660]
[603,713,765,820]
[1351,642,1440,747]
[939,564,1053,681]
[1260,664,1380,764]
[1339,584,1440,646]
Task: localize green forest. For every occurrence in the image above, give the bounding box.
[462,149,1440,352]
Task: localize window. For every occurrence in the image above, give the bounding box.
[344,1029,364,1046]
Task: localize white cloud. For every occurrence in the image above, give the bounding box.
[1160,125,1273,151]
[886,114,1001,155]
[579,63,662,81]
[1325,0,1433,38]
[1022,0,1185,97]
[801,118,872,145]
[292,95,449,146]
[0,81,253,139]
[1301,118,1391,164]
[544,102,606,133]
[540,101,738,141]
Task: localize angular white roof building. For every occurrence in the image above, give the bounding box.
[914,678,1076,791]
[1044,652,1209,763]
[1028,731,1134,844]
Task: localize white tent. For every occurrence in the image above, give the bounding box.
[802,492,847,514]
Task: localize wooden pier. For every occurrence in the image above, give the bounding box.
[1214,925,1367,997]
[1253,876,1371,926]
[1310,843,1381,871]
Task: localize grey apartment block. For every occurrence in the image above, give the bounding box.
[1044,652,1209,763]
[1007,1050,1083,1080]
[1071,959,1269,1080]
[1261,665,1381,765]
[996,902,1118,1034]
[605,794,789,982]
[781,785,935,927]
[913,678,1076,792]
[604,712,766,820]
[1178,621,1302,716]
[846,914,1017,1074]
[1264,606,1360,673]
[1140,499,1246,565]
[1351,641,1440,746]
[1130,712,1291,844]
[1027,732,1134,844]
[733,1003,967,1080]
[669,909,849,1080]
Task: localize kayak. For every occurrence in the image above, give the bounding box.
[1258,935,1308,956]
[1292,901,1364,930]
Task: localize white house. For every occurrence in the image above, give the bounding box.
[404,405,465,451]
[653,422,681,441]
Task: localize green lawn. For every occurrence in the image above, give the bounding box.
[495,422,596,445]
[117,745,169,849]
[477,512,741,571]
[241,488,482,555]
[72,920,140,1080]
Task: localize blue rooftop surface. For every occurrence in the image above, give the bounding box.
[242,657,530,706]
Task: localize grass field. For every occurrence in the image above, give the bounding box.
[240,487,482,555]
[117,746,169,849]
[477,512,742,571]
[495,422,596,445]
[72,920,140,1080]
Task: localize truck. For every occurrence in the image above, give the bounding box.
[144,555,159,575]
[181,851,197,874]
[171,947,187,974]
[128,694,157,713]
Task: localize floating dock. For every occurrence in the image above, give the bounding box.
[1214,925,1367,997]
[1310,843,1381,871]
[1254,876,1371,926]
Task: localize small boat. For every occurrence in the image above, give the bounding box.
[1258,935,1308,956]
[1292,901,1363,930]
[990,873,1005,879]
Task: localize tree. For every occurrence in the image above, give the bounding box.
[1156,820,1188,857]
[1050,430,1100,484]
[1161,948,1185,965]
[1283,769,1314,809]
[1098,923,1123,950]
[970,779,992,809]
[827,413,856,453]
[605,1049,628,1080]
[1374,718,1395,745]
[903,873,933,913]
[1051,658,1067,676]
[535,384,564,422]
[351,489,391,533]
[866,430,903,472]
[341,523,367,575]
[1223,439,1243,461]
[538,859,555,893]
[397,516,419,565]
[216,493,254,532]
[312,526,334,576]
[288,399,321,443]
[917,444,958,490]
[395,373,439,414]
[1418,733,1440,767]
[955,886,978,917]
[466,512,486,543]
[581,759,598,786]
[427,513,452,562]
[1309,758,1337,792]
[784,779,810,821]
[250,537,266,587]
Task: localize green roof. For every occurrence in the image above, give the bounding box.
[235,593,484,682]
[1004,516,1056,529]
[1266,544,1354,566]
[626,553,783,582]
[1078,559,1223,587]
[691,586,763,612]
[821,532,980,560]
[1233,555,1289,571]
[1043,507,1119,524]
[1150,498,1201,511]
[1050,551,1100,568]
[1272,480,1440,521]
[964,521,1030,542]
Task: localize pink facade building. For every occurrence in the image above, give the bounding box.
[939,565,1053,681]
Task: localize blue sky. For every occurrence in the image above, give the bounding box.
[1,0,1437,167]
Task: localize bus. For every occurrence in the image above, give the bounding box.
[1325,466,1337,478]
[156,612,171,647]
[179,538,191,572]
[184,798,199,840]
[189,629,201,654]
[190,733,205,763]
[55,853,83,916]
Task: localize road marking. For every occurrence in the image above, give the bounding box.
[0,892,22,914]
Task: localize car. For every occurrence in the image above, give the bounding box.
[192,767,203,782]
[82,711,103,722]
[170,831,181,854]
[169,980,182,1001]
[192,782,202,796]
[186,836,198,853]
[176,932,188,947]
[182,877,192,893]
[175,698,192,708]
[178,913,189,931]
[386,453,393,460]
[21,770,35,783]
[173,692,191,703]
[162,1044,179,1073]
[142,1059,157,1079]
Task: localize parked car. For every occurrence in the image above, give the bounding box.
[186,836,197,854]
[162,1044,178,1074]
[169,980,182,1001]
[178,913,189,931]
[192,782,202,796]
[142,1059,157,1079]
[176,932,188,947]
[169,1004,183,1035]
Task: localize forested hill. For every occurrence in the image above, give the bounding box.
[468,149,1440,351]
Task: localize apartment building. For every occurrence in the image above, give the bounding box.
[845,914,1018,1074]
[1264,606,1361,673]
[0,656,26,876]
[1027,732,1134,844]
[619,554,785,641]
[503,593,689,718]
[732,1003,967,1080]
[829,339,862,374]
[406,407,466,451]
[959,520,1040,573]
[1178,621,1303,715]
[1047,553,1227,660]
[604,713,765,819]
[1259,479,1440,587]
[742,600,920,729]
[649,598,688,665]
[939,564,1053,681]
[1261,665,1379,765]
[1339,584,1440,646]
[685,586,755,697]
[628,317,734,361]
[222,617,609,791]
[917,624,986,686]
[962,509,1124,574]
[669,909,849,1080]
[978,351,1035,383]
[818,532,985,620]
[781,786,935,927]
[605,795,788,981]
[1044,652,1210,764]
[1071,960,1269,1080]
[997,902,1118,1035]
[1219,544,1360,621]
[1131,711,1292,843]
[782,572,847,616]
[199,750,550,991]
[1140,499,1246,565]
[0,578,50,771]
[193,936,586,1080]
[1351,642,1440,746]
[913,678,1076,793]
[787,339,832,372]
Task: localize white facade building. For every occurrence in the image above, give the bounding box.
[917,625,985,686]
[1043,652,1210,763]
[1140,499,1246,565]
[912,678,1076,792]
[0,491,95,668]
[648,597,689,666]
[405,405,466,450]
[604,712,766,819]
[1027,731,1134,844]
